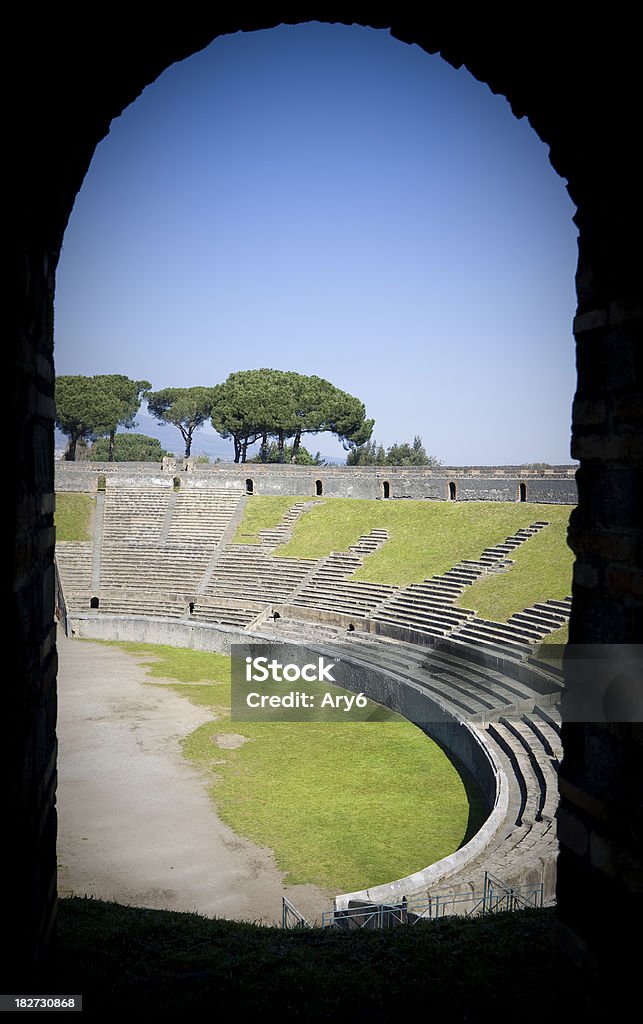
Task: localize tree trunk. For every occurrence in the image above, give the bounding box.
[277,430,285,463]
[292,429,302,461]
[65,434,78,461]
[108,429,115,462]
[260,433,268,463]
[233,436,241,463]
[241,438,248,463]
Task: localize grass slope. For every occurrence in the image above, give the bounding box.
[457,506,573,621]
[232,495,311,544]
[275,498,572,588]
[55,898,592,1020]
[55,492,94,542]
[107,641,485,894]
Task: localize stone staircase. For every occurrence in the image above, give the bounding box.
[292,530,397,618]
[450,597,572,653]
[202,546,320,605]
[55,542,93,614]
[256,501,321,549]
[367,522,552,640]
[166,488,243,546]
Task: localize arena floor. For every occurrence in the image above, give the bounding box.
[55,633,332,925]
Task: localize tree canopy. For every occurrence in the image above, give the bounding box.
[248,443,325,466]
[210,369,373,463]
[56,370,374,464]
[55,374,149,461]
[347,435,441,467]
[89,433,171,463]
[146,387,215,457]
[93,375,151,461]
[55,376,107,461]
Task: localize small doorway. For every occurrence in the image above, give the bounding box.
[448,481,457,501]
[382,481,390,499]
[246,478,254,495]
[315,479,323,496]
[519,481,527,502]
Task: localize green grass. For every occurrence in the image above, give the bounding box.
[232,495,312,544]
[275,499,573,586]
[457,506,573,621]
[534,622,569,666]
[105,641,485,895]
[54,898,591,1020]
[55,492,94,541]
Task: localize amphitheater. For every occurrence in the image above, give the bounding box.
[55,460,577,924]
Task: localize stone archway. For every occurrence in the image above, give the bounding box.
[9,11,641,994]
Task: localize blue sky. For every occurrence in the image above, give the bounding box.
[54,23,578,465]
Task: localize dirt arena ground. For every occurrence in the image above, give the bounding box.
[56,634,331,925]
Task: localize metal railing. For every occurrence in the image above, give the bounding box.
[481,871,545,913]
[282,896,312,929]
[323,874,544,930]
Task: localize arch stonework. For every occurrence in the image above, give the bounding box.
[8,10,641,996]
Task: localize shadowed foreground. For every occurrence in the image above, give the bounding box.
[51,898,598,1020]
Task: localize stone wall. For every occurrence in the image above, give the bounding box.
[9,8,641,1001]
[54,462,578,503]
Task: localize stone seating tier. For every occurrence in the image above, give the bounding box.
[55,543,93,590]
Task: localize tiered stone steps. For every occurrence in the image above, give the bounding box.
[94,487,247,609]
[337,632,557,722]
[450,596,572,653]
[370,581,475,638]
[433,707,562,893]
[202,546,320,605]
[55,542,93,592]
[189,601,261,628]
[99,545,210,593]
[94,592,187,619]
[506,597,572,636]
[55,542,93,613]
[292,531,396,618]
[349,529,389,557]
[256,501,319,548]
[166,488,243,546]
[102,487,170,545]
[367,522,551,640]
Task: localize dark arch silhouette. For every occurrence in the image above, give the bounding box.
[89,596,99,609]
[383,480,390,498]
[246,478,254,495]
[9,11,641,998]
[315,479,323,496]
[519,481,527,502]
[448,480,457,500]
